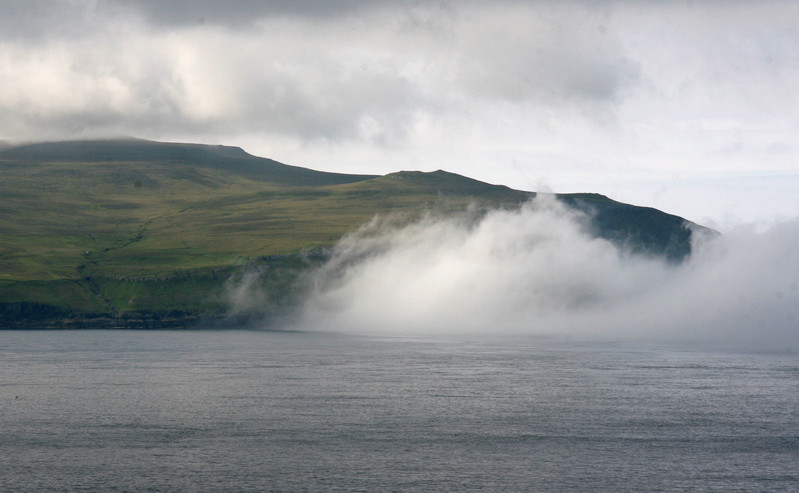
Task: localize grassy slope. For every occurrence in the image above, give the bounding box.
[0,139,701,323]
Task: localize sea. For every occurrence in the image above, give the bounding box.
[1,329,797,492]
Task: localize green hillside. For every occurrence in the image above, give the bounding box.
[0,138,704,328]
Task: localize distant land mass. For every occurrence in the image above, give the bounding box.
[0,138,710,329]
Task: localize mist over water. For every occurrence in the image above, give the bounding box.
[279,197,799,351]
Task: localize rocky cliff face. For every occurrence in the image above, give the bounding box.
[0,302,210,329]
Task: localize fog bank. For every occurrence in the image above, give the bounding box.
[273,197,798,352]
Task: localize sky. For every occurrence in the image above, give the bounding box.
[2,0,798,228]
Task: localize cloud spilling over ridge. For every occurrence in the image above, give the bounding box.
[289,197,799,352]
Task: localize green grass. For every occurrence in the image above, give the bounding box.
[92,276,229,314]
[0,279,106,312]
[0,163,527,279]
[0,138,703,322]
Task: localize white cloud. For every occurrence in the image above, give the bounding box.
[290,197,799,353]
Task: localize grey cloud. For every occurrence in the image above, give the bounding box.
[0,0,99,42]
[0,0,642,144]
[0,0,351,38]
[456,36,640,104]
[2,0,795,172]
[448,3,640,104]
[0,0,407,42]
[103,0,401,26]
[0,23,428,142]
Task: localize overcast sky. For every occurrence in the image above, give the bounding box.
[2,0,798,227]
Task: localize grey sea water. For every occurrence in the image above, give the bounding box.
[1,330,797,492]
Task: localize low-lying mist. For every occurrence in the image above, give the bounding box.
[248,197,799,352]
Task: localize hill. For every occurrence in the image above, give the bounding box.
[0,138,707,328]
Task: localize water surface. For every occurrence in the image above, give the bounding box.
[1,330,797,491]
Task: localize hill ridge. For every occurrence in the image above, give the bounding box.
[0,137,709,328]
[0,138,378,186]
